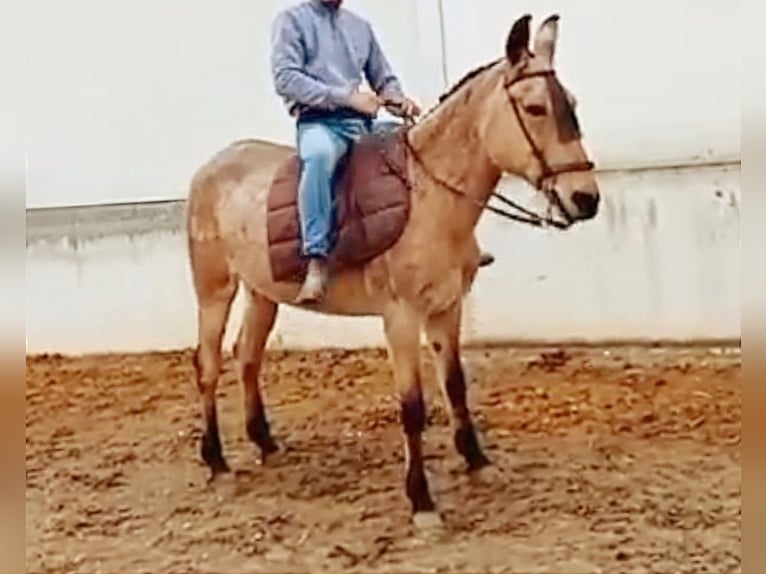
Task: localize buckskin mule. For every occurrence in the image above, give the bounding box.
[186,14,600,532]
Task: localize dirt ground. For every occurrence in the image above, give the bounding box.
[26,344,740,574]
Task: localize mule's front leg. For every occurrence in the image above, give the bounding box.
[425,301,490,472]
[383,304,440,525]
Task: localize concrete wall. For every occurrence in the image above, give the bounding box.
[25,0,741,353]
[26,162,740,354]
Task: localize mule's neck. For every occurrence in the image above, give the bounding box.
[406,67,503,233]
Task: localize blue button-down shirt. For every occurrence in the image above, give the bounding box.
[270,0,404,116]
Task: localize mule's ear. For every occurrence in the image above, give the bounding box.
[506,14,531,66]
[534,14,559,64]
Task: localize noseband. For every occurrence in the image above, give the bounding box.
[397,67,596,229]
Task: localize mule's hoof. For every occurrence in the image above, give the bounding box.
[259,442,284,466]
[466,453,492,474]
[206,458,231,480]
[412,511,446,539]
[468,461,504,487]
[260,440,279,458]
[206,463,232,485]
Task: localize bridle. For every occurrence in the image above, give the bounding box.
[391,68,595,229]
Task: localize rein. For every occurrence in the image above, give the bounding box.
[404,139,566,228]
[383,68,595,230]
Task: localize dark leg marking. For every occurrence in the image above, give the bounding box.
[455,425,490,471]
[194,347,230,475]
[401,387,426,435]
[241,362,279,456]
[246,403,279,455]
[445,354,490,471]
[200,405,230,475]
[401,386,435,513]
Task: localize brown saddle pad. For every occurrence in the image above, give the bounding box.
[266,127,411,283]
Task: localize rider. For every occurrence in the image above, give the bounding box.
[270,0,493,304]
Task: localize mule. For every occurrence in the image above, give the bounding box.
[185,14,600,529]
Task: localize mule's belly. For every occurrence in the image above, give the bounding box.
[251,268,388,317]
[224,231,388,316]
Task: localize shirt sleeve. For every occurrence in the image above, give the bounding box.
[363,25,404,100]
[270,11,352,109]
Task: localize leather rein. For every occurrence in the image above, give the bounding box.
[387,69,595,229]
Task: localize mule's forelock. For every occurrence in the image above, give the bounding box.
[547,75,582,142]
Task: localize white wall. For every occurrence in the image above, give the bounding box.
[25,163,740,355]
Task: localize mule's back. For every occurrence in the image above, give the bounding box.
[266,127,412,283]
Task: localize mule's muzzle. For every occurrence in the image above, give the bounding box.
[571,191,599,220]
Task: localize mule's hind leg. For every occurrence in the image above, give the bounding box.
[425,301,490,472]
[234,289,280,462]
[190,244,238,479]
[383,302,441,529]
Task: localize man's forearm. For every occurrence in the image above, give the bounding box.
[272,65,351,110]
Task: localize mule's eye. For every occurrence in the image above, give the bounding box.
[525,104,547,117]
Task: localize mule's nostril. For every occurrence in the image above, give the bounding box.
[572,191,599,218]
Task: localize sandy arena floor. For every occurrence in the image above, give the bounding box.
[26,344,740,573]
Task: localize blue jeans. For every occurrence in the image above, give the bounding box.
[296,117,400,258]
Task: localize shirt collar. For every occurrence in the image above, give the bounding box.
[311,0,339,16]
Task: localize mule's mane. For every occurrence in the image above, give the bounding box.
[419,58,502,119]
[437,58,502,104]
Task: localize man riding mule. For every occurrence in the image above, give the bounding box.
[186,13,599,532]
[270,0,494,304]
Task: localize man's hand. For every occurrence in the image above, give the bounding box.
[383,96,422,119]
[347,92,381,116]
